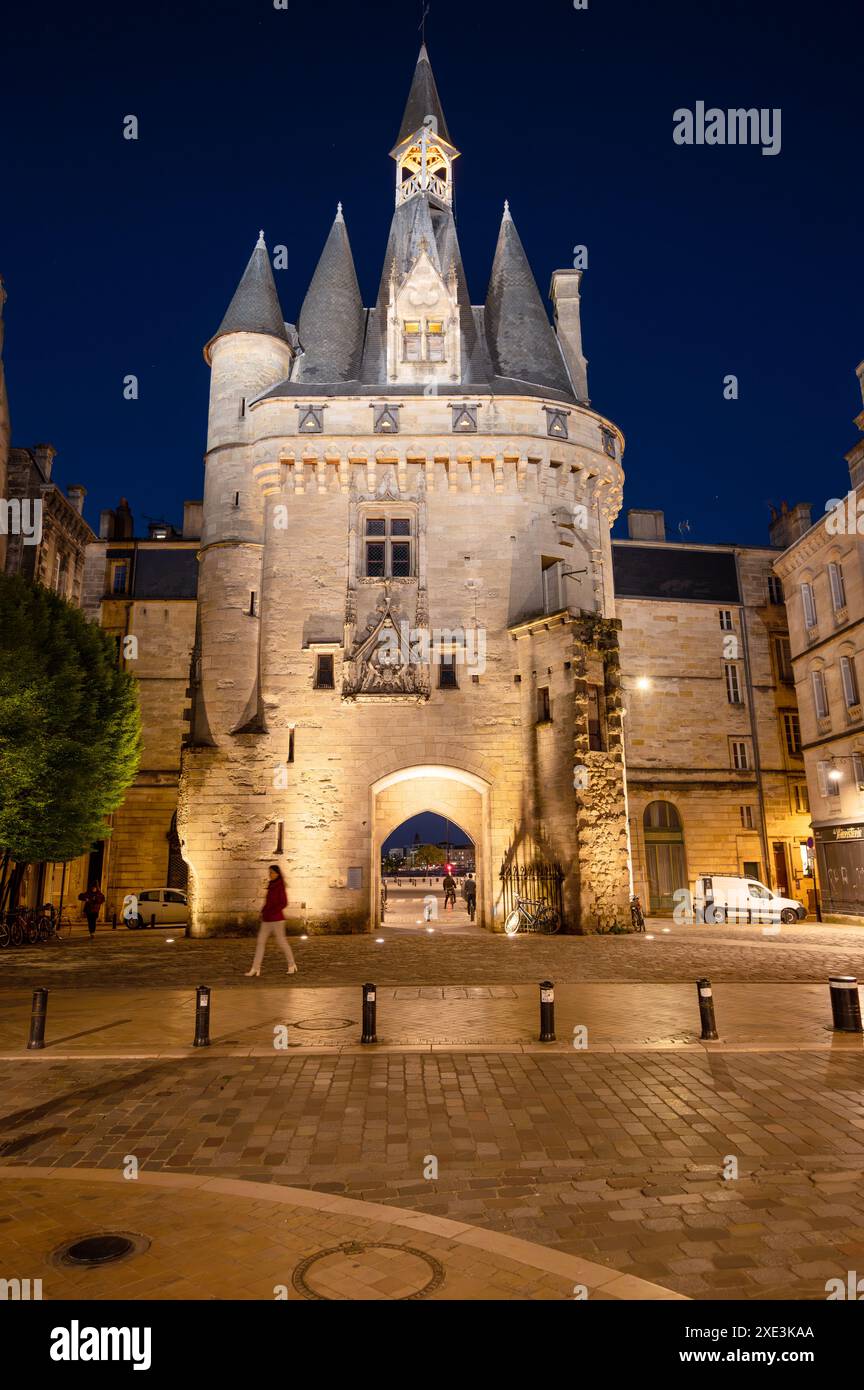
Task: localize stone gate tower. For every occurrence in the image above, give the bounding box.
[178,46,630,935]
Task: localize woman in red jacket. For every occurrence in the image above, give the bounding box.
[245,865,298,977]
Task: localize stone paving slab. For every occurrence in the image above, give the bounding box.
[0,982,861,1058]
[0,1169,680,1300]
[2,1050,863,1300]
[4,920,864,991]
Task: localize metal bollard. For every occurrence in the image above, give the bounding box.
[27,988,49,1051]
[361,982,377,1044]
[539,980,556,1043]
[829,976,863,1033]
[697,977,718,1040]
[193,985,211,1047]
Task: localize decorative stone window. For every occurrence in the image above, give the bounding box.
[544,408,569,440]
[296,405,324,433]
[363,515,413,579]
[451,405,477,433]
[402,319,446,363]
[599,426,617,459]
[372,404,402,434]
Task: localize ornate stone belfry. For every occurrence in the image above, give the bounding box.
[390,44,459,209]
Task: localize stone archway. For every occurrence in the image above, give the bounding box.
[370,766,492,930]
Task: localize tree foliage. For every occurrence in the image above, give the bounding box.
[0,574,141,864]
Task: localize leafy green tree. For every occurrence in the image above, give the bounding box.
[415,844,445,868]
[0,575,141,904]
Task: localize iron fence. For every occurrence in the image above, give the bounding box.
[499,860,565,927]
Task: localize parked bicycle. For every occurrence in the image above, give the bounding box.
[630,895,645,932]
[0,903,73,947]
[503,894,560,935]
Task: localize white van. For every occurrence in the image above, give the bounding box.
[693,875,806,925]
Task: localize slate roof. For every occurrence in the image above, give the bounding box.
[485,207,573,397]
[205,234,288,360]
[393,44,453,150]
[295,209,365,383]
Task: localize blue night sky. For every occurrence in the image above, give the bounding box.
[2,0,861,546]
[382,812,473,854]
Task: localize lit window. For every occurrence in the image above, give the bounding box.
[426,320,445,360]
[854,754,864,790]
[403,321,422,361]
[364,516,413,579]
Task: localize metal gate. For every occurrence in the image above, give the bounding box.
[499,860,565,927]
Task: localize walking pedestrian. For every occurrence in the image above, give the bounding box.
[442,872,457,911]
[463,872,477,922]
[78,883,105,939]
[245,865,298,977]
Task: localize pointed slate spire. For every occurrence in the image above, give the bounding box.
[485,205,573,396]
[205,234,288,361]
[296,207,365,383]
[393,43,453,149]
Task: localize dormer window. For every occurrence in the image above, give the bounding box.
[403,321,422,361]
[426,320,445,360]
[402,320,445,363]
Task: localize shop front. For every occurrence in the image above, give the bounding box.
[813,822,864,917]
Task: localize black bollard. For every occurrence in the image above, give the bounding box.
[829,976,863,1033]
[193,985,211,1047]
[697,977,718,1040]
[27,988,49,1050]
[539,980,556,1043]
[361,982,377,1044]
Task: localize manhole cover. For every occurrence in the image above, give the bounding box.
[291,1017,355,1032]
[53,1232,150,1267]
[292,1241,444,1300]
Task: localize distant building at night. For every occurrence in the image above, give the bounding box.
[614,509,812,916]
[773,362,864,920]
[82,498,202,917]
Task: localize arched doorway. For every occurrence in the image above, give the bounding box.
[370,765,491,930]
[381,812,479,933]
[643,800,687,914]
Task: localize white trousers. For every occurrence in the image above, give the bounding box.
[251,919,297,972]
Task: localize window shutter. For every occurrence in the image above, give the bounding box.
[828,563,846,611]
[841,656,859,708]
[801,582,816,629]
[811,670,828,719]
[817,761,828,796]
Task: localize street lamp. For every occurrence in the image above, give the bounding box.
[635,676,651,692]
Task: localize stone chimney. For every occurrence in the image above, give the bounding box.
[32,443,56,481]
[182,500,203,539]
[549,270,589,403]
[768,500,812,549]
[114,497,134,540]
[627,508,666,542]
[66,484,86,515]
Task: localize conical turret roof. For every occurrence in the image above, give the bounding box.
[393,44,453,150]
[296,207,366,383]
[485,206,572,396]
[205,233,288,361]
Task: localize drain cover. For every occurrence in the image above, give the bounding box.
[291,1017,355,1032]
[292,1241,444,1300]
[54,1232,149,1267]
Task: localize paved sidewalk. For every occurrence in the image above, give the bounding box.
[2,1050,863,1300]
[4,920,864,990]
[1,981,863,1058]
[0,1169,679,1301]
